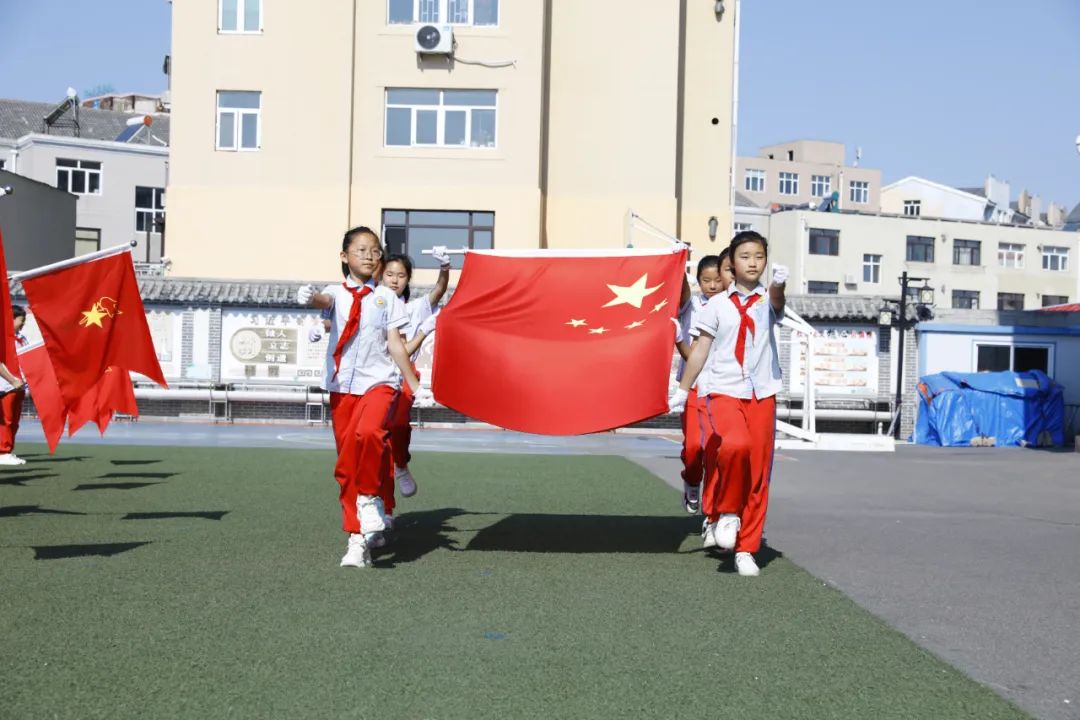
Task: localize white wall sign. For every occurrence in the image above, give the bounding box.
[790,325,880,397]
[220,310,327,383]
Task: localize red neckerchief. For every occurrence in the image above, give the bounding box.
[332,283,373,380]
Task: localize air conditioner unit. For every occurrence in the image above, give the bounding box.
[844,273,858,285]
[415,24,453,54]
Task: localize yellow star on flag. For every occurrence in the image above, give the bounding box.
[80,304,108,328]
[566,319,587,327]
[650,298,669,313]
[588,327,609,335]
[625,320,646,330]
[602,274,663,309]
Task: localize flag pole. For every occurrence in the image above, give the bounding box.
[11,241,136,282]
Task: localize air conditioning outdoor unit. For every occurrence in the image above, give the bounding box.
[844,273,858,285]
[415,24,453,54]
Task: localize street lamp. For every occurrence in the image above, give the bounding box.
[879,271,935,439]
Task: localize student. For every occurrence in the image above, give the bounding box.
[674,251,733,513]
[0,305,28,466]
[297,227,434,569]
[669,231,788,577]
[380,249,451,499]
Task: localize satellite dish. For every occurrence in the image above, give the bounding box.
[416,25,442,51]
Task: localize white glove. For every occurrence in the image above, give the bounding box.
[297,284,315,305]
[413,387,436,408]
[418,313,438,337]
[670,317,683,341]
[307,325,323,343]
[771,264,789,286]
[431,246,452,268]
[668,387,689,414]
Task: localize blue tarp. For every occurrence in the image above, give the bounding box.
[914,370,1065,447]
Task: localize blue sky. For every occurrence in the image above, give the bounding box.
[1,0,1077,207]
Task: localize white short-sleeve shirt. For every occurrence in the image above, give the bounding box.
[321,280,408,395]
[402,296,434,344]
[676,294,709,383]
[694,284,783,400]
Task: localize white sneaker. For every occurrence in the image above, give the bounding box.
[340,533,371,568]
[715,514,740,550]
[356,495,386,534]
[395,466,418,498]
[735,551,760,577]
[682,483,700,514]
[0,453,26,466]
[701,519,718,549]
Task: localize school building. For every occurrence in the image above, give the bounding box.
[166,0,738,283]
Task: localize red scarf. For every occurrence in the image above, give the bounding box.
[729,292,761,368]
[332,283,373,380]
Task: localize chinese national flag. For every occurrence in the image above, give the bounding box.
[21,251,166,408]
[433,249,687,435]
[68,367,139,437]
[17,345,67,452]
[0,229,20,377]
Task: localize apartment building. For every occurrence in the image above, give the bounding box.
[735,140,881,213]
[167,0,737,281]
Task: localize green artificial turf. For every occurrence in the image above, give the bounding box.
[0,443,1029,720]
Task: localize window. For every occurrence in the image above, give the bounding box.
[56,159,101,195]
[807,281,839,295]
[219,0,261,32]
[0,159,5,170]
[1041,246,1069,272]
[733,223,753,233]
[997,292,1025,311]
[903,200,921,217]
[382,210,493,269]
[861,254,881,283]
[808,228,839,256]
[74,227,100,256]
[811,174,831,197]
[998,242,1024,268]
[135,186,165,234]
[778,172,799,195]
[388,0,498,25]
[1042,295,1069,307]
[385,89,497,148]
[216,91,261,150]
[849,180,869,204]
[953,239,981,266]
[906,235,934,263]
[744,169,765,193]
[952,290,979,309]
[976,344,1050,374]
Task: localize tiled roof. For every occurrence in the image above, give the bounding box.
[0,98,170,144]
[1036,303,1080,313]
[788,294,917,322]
[734,191,758,208]
[956,186,986,198]
[1064,201,1080,232]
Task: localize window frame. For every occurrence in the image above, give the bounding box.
[55,158,102,196]
[74,227,101,256]
[733,222,753,233]
[951,289,979,309]
[807,280,839,295]
[996,292,1025,311]
[381,209,494,269]
[1041,245,1069,272]
[903,199,921,217]
[387,0,500,27]
[997,242,1025,269]
[1042,294,1069,308]
[135,186,166,235]
[778,171,799,196]
[216,91,262,151]
[905,235,935,263]
[218,0,263,33]
[974,342,1052,375]
[810,174,831,197]
[849,180,869,205]
[384,88,498,149]
[744,168,765,193]
[953,239,981,266]
[862,253,881,283]
[808,227,839,256]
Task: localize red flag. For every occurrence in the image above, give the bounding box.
[0,228,21,378]
[21,251,166,408]
[433,249,687,435]
[68,367,139,436]
[17,345,67,452]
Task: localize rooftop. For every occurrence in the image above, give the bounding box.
[0,98,170,145]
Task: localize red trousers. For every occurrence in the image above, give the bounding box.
[697,393,776,554]
[680,388,704,487]
[0,389,23,453]
[330,386,398,534]
[389,379,415,470]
